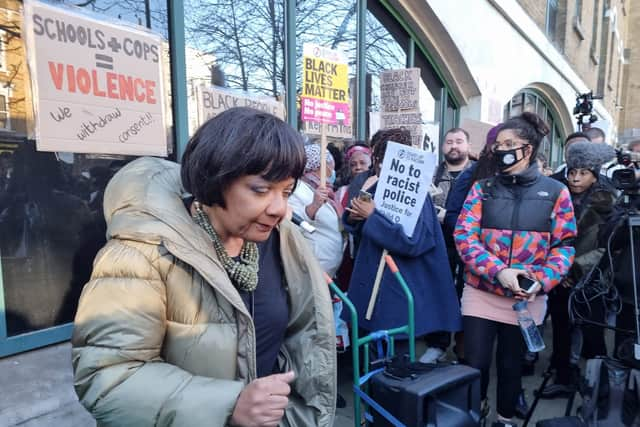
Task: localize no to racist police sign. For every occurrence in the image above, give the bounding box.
[301,43,350,126]
[24,0,168,156]
[374,142,437,237]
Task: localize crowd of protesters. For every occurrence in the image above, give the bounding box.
[69,106,640,427]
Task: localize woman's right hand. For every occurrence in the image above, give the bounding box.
[306,187,330,220]
[230,371,295,427]
[496,268,529,299]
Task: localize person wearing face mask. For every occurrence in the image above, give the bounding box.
[540,141,617,399]
[454,112,577,427]
[288,144,345,276]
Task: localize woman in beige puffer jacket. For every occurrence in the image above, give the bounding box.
[72,109,337,427]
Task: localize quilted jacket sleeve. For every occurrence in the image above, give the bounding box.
[71,240,244,427]
[454,181,509,282]
[528,187,576,293]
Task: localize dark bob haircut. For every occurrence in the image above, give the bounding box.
[499,112,550,165]
[181,107,306,207]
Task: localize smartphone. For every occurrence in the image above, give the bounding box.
[517,276,539,294]
[358,190,372,202]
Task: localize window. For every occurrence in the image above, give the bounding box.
[1,1,170,338]
[0,92,10,130]
[0,29,6,72]
[590,0,600,60]
[546,0,559,42]
[296,0,358,141]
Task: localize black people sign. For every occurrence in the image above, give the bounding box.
[301,43,350,126]
[373,142,436,237]
[24,0,167,156]
[196,85,285,127]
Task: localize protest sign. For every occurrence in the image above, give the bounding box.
[303,120,353,139]
[301,43,350,126]
[380,68,420,112]
[373,141,436,237]
[24,0,167,156]
[196,85,284,126]
[380,111,424,148]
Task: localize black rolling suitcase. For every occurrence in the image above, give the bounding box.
[369,358,481,427]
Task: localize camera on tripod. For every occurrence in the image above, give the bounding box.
[611,150,640,192]
[573,91,603,129]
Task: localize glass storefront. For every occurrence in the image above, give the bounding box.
[0,0,459,356]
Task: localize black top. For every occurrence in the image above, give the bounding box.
[448,170,462,179]
[182,197,289,378]
[239,230,290,378]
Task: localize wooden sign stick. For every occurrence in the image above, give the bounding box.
[320,122,327,188]
[365,249,389,320]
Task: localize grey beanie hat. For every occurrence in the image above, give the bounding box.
[566,141,616,175]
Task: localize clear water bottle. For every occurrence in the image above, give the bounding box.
[513,301,545,352]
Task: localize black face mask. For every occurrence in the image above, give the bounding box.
[493,146,529,172]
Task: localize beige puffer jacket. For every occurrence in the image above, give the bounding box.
[71,157,337,426]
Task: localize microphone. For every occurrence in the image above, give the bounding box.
[291,212,316,234]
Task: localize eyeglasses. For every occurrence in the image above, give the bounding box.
[492,139,529,151]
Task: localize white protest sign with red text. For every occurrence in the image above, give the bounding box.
[24,0,168,156]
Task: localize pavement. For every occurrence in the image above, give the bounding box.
[0,325,579,427]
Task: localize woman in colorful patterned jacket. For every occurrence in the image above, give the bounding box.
[454,112,577,427]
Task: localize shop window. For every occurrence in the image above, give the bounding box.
[0,1,170,338]
[295,0,358,142]
[366,7,407,115]
[184,0,288,136]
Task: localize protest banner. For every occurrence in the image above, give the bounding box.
[301,43,350,183]
[301,43,350,126]
[303,121,352,139]
[378,68,423,149]
[24,0,168,156]
[373,141,436,237]
[379,68,420,112]
[380,111,423,149]
[196,85,284,126]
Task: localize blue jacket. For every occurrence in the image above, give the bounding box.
[343,184,462,336]
[443,164,477,240]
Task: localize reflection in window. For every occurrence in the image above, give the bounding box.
[0,1,170,336]
[185,0,286,96]
[366,9,407,114]
[41,0,169,37]
[296,0,357,142]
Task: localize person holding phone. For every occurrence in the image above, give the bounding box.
[343,130,462,354]
[454,112,577,427]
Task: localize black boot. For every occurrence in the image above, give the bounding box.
[514,389,529,419]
